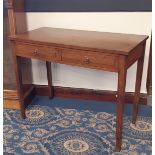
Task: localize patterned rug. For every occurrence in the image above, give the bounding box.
[3,96,152,155]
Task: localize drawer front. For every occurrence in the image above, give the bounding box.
[61,48,118,71]
[15,43,61,61]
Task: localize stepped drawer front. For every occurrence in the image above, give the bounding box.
[61,48,118,71]
[15,43,61,61]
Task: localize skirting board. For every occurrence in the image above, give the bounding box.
[4,85,147,109]
[3,90,20,109]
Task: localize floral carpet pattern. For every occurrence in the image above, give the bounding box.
[3,97,152,155]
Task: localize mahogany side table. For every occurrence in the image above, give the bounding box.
[9,27,148,151]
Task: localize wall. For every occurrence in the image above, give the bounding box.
[26,12,152,93]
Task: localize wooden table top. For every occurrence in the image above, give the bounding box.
[10,27,148,55]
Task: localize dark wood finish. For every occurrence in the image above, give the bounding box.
[126,43,144,69]
[34,85,147,104]
[11,0,32,82]
[4,0,16,90]
[46,62,54,98]
[146,38,152,95]
[132,43,146,124]
[23,85,34,99]
[3,85,35,109]
[116,56,127,151]
[13,0,25,12]
[9,27,148,151]
[24,88,36,108]
[6,0,27,35]
[7,0,16,35]
[15,42,61,61]
[11,43,27,118]
[34,85,51,96]
[4,0,34,113]
[9,27,148,55]
[3,89,35,110]
[61,48,118,72]
[14,56,25,118]
[3,85,147,109]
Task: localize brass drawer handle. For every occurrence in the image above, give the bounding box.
[34,49,38,56]
[84,56,90,64]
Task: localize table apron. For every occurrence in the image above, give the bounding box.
[14,42,119,72]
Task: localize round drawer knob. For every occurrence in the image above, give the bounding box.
[84,56,90,64]
[34,49,38,56]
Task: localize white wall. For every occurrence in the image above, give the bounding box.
[26,12,152,93]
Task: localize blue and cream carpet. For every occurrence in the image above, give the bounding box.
[4,96,152,155]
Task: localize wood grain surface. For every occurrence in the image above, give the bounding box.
[9,27,148,55]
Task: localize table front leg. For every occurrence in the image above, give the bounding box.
[116,56,127,151]
[132,53,145,124]
[46,61,54,99]
[14,56,26,119]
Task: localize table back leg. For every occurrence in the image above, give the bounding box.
[46,61,54,98]
[132,43,146,124]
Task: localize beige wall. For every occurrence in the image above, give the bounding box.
[26,12,152,93]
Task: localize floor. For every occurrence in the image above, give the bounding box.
[3,96,152,155]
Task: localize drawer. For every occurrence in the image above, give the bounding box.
[61,48,118,71]
[15,43,61,61]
